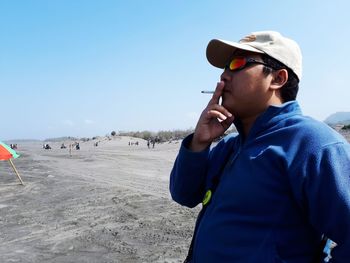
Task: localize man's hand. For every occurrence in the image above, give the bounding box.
[190,81,234,151]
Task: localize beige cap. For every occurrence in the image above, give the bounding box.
[206,31,302,80]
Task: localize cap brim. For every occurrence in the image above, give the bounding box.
[206,39,264,68]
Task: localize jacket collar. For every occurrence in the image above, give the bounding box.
[233,101,302,141]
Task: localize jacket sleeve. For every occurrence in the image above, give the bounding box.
[293,142,350,262]
[169,134,210,208]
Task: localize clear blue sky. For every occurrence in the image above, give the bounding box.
[1,0,349,140]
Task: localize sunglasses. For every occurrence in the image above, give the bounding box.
[225,57,273,72]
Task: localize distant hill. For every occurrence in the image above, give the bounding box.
[4,139,42,143]
[324,112,350,125]
[44,136,79,142]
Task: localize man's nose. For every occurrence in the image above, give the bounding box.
[220,68,230,82]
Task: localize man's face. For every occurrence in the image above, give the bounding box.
[220,51,274,119]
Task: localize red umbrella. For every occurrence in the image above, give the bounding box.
[0,141,24,185]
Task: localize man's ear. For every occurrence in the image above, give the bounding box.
[270,69,288,90]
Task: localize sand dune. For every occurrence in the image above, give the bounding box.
[0,137,199,263]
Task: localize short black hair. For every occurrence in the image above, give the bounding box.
[261,54,299,102]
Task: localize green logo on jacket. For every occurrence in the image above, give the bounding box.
[202,190,212,206]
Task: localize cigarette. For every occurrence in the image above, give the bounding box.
[201,90,215,94]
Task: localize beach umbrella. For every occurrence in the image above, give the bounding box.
[0,142,24,185]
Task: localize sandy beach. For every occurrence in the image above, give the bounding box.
[1,129,349,263]
[0,137,199,263]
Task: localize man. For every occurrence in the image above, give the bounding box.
[169,31,350,262]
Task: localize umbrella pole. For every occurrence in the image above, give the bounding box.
[8,159,24,185]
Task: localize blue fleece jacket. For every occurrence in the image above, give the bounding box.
[170,101,350,263]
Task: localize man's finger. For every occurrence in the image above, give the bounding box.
[221,115,235,130]
[207,109,228,122]
[209,104,233,119]
[208,81,224,105]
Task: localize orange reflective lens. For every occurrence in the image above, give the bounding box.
[228,58,247,71]
[225,57,270,72]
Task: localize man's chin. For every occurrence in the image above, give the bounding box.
[221,102,235,114]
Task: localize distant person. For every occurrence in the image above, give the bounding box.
[147,140,150,149]
[10,144,17,149]
[44,144,51,150]
[170,31,350,262]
